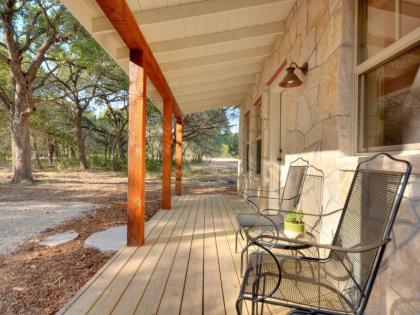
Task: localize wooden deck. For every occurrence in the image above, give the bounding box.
[60,195,288,315]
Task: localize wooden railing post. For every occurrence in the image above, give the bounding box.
[127,49,146,246]
[162,99,172,209]
[175,120,183,196]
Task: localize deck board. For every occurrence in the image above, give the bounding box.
[61,195,287,315]
[180,195,205,315]
[157,196,199,314]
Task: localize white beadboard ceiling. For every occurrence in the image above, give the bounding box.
[59,0,295,114]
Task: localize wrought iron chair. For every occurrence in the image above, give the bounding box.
[235,158,309,253]
[239,166,332,272]
[236,153,412,315]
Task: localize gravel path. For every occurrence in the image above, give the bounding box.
[0,158,237,255]
[0,201,95,254]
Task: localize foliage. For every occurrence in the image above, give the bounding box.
[285,208,304,224]
[0,0,239,176]
[182,108,238,161]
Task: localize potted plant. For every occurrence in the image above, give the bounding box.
[284,208,305,238]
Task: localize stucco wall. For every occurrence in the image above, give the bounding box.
[238,0,420,314]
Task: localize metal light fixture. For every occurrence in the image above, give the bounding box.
[279,62,308,88]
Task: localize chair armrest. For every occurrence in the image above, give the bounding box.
[247,193,300,201]
[253,234,390,253]
[260,208,343,217]
[247,195,281,201]
[241,188,280,193]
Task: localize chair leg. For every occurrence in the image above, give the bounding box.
[252,301,259,315]
[240,248,245,275]
[235,229,240,253]
[236,298,244,315]
[260,275,267,315]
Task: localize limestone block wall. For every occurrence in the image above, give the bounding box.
[238,0,420,313]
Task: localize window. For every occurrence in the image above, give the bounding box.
[358,0,420,63]
[256,139,262,174]
[255,103,262,174]
[243,114,250,172]
[356,0,420,152]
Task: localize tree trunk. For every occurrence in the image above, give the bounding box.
[47,142,55,164]
[70,146,76,159]
[74,112,89,170]
[111,138,118,171]
[54,141,60,160]
[32,135,43,170]
[118,140,126,162]
[10,87,34,184]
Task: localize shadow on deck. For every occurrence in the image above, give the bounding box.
[59,195,288,315]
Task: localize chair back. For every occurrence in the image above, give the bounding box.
[329,153,411,313]
[279,158,309,211]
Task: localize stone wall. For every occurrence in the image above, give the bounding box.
[238,0,420,313]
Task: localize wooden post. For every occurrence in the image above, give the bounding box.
[175,120,183,196]
[162,99,172,209]
[127,49,147,246]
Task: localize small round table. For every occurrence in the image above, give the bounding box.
[246,223,316,251]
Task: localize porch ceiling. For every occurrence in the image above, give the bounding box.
[59,0,296,114]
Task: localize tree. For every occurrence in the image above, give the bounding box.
[0,0,76,183]
[181,108,231,160]
[46,30,108,169]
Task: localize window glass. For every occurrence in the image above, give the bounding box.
[243,115,250,172]
[256,139,262,174]
[246,144,249,172]
[361,44,420,150]
[358,0,420,63]
[256,104,262,138]
[400,1,420,38]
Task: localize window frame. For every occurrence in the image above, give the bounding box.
[255,102,262,175]
[353,0,420,154]
[243,113,250,172]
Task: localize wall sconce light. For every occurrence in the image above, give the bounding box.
[279,62,308,88]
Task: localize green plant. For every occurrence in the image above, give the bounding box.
[285,208,304,224]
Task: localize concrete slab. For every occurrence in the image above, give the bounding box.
[84,225,126,252]
[39,230,79,247]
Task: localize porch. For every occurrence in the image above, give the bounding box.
[59,195,287,315]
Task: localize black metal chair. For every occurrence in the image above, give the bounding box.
[239,166,331,272]
[236,153,412,315]
[235,158,309,253]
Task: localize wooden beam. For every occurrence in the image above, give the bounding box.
[165,62,262,85]
[171,75,256,94]
[127,50,147,246]
[175,120,183,196]
[162,58,263,76]
[95,0,182,120]
[159,46,272,72]
[115,22,284,55]
[266,59,287,85]
[162,99,173,210]
[176,86,251,103]
[148,75,255,99]
[92,0,295,34]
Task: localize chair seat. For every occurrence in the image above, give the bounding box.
[240,253,356,314]
[236,212,283,228]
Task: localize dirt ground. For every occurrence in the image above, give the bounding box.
[0,158,237,315]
